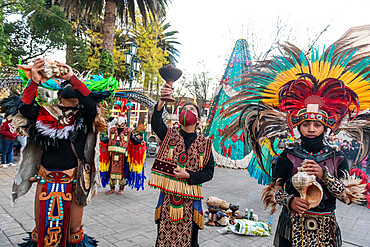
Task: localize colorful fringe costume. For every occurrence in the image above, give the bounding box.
[221,38,369,247]
[126,139,147,190]
[107,126,132,191]
[1,71,111,246]
[98,142,110,188]
[105,126,146,192]
[149,127,213,246]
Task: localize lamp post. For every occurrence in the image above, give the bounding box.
[124,42,141,128]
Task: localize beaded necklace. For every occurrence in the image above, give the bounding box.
[302,148,323,156]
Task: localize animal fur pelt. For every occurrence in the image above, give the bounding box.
[93,103,108,133]
[12,130,99,206]
[77,131,99,206]
[12,141,43,205]
[261,179,282,215]
[8,112,30,137]
[338,172,367,205]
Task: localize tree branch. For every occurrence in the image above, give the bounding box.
[23,45,53,62]
[306,24,330,55]
[1,2,19,9]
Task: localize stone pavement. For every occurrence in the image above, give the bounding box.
[1,157,370,247]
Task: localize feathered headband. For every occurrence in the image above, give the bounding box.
[280,73,360,131]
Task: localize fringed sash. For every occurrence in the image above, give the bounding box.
[149,162,203,199]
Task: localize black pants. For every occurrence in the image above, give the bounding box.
[279,235,292,247]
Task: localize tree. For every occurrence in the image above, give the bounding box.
[157,21,180,65]
[59,0,168,77]
[171,87,187,114]
[0,0,26,68]
[227,17,330,62]
[182,71,215,117]
[2,0,74,66]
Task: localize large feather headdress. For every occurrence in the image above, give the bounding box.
[222,37,370,169]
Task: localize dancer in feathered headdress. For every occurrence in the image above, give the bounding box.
[0,58,112,247]
[100,89,162,193]
[221,38,368,247]
[104,113,146,195]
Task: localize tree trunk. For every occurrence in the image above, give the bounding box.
[102,0,116,55]
[65,29,75,65]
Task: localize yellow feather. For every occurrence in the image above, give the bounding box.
[331,64,346,78]
[311,60,319,78]
[339,71,357,84]
[318,61,331,81]
[301,64,310,74]
[348,77,368,86]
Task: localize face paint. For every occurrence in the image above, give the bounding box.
[179,108,197,126]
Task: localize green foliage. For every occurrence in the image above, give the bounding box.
[1,0,73,66]
[99,49,115,77]
[0,0,25,68]
[133,18,169,94]
[65,33,90,72]
[0,22,11,67]
[157,21,181,65]
[28,4,71,48]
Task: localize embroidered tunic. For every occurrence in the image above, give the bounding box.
[108,126,132,180]
[151,105,214,247]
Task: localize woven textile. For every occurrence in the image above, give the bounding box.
[157,194,194,247]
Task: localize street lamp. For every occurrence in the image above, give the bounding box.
[124,42,141,128]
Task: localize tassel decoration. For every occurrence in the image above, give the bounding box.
[167,146,174,161]
[199,154,204,168]
[149,172,203,199]
[169,203,184,221]
[169,195,184,222]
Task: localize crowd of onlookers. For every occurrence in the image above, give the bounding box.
[0,114,26,168]
[326,132,370,179]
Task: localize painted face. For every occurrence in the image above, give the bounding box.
[299,121,325,138]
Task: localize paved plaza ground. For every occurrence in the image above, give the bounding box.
[0,157,369,246]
